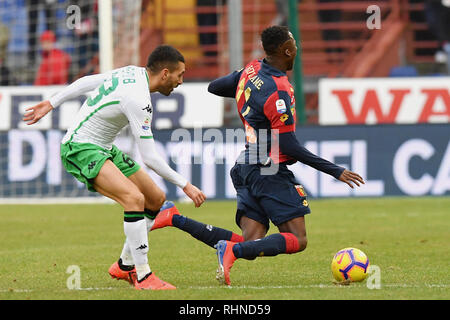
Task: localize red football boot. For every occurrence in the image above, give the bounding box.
[108,260,136,285]
[134,272,176,290]
[215,240,238,286]
[150,201,180,231]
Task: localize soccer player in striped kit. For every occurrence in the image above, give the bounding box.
[150,26,365,286]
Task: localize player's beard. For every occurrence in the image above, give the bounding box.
[160,85,174,96]
[160,81,178,96]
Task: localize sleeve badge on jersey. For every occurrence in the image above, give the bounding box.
[276,99,287,114]
[142,117,151,130]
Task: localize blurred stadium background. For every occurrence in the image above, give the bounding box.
[0,0,448,202]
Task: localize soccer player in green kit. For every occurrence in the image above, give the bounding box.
[24,45,206,290]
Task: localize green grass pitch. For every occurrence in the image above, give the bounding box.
[0,197,449,300]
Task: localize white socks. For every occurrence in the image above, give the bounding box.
[123,217,150,280]
[121,216,155,280]
[135,264,151,280]
[119,240,134,266]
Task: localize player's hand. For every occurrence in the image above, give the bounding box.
[183,182,206,207]
[338,169,365,189]
[23,100,54,125]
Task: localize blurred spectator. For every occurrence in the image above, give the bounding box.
[0,22,12,85]
[34,30,71,85]
[425,0,450,73]
[196,0,220,59]
[0,22,8,62]
[27,0,58,66]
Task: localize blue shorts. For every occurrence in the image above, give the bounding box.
[230,162,311,231]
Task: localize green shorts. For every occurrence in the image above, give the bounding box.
[60,142,141,192]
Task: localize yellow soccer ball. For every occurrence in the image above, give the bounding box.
[331,248,370,283]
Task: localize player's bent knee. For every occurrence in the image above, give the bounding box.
[289,237,307,254]
[121,191,145,210]
[145,192,165,211]
[282,232,306,254]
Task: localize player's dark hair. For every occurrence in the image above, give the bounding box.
[261,25,291,55]
[146,45,185,73]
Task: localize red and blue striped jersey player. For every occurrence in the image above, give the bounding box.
[148,26,365,286]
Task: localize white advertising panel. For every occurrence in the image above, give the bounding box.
[319,77,450,125]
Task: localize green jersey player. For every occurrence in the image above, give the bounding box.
[23,45,206,290]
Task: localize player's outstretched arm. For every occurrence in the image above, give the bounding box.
[278,131,365,188]
[23,100,54,125]
[337,169,365,189]
[23,73,107,125]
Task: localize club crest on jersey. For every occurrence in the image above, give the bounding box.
[276,99,287,113]
[295,185,307,197]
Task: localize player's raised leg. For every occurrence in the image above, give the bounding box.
[150,201,244,248]
[135,164,243,247]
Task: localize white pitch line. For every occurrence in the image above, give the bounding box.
[187,284,339,290]
[188,284,450,290]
